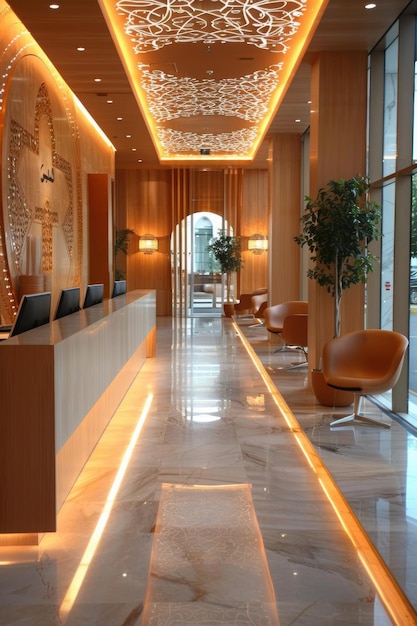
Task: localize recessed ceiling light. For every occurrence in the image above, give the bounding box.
[107,99,113,104]
[137,159,143,163]
[131,148,137,151]
[94,78,101,82]
[49,3,60,8]
[126,134,132,138]
[77,47,85,52]
[295,119,301,123]
[365,3,376,9]
[117,117,123,121]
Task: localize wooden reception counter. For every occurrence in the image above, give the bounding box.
[0,290,156,541]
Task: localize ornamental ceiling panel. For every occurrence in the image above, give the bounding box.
[98,0,329,164]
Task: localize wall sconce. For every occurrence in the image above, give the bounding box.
[248,234,268,255]
[139,234,158,254]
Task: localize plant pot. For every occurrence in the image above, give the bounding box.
[311,369,354,407]
[223,303,235,318]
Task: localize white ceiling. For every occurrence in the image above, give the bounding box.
[7,0,414,169]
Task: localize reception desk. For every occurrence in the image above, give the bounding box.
[0,290,156,541]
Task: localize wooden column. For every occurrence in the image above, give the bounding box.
[88,174,113,298]
[268,134,302,305]
[309,51,368,371]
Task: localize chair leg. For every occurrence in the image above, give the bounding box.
[287,347,308,370]
[248,319,264,328]
[330,395,390,428]
[272,338,286,353]
[287,361,307,370]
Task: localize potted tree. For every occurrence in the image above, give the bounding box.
[206,230,242,316]
[294,174,382,404]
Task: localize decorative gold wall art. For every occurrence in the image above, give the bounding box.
[0,5,83,322]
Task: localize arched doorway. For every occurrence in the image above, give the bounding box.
[171,212,236,317]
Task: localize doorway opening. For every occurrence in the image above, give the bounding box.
[171,212,236,317]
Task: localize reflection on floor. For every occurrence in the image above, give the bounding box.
[0,315,417,625]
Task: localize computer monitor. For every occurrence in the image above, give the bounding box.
[54,287,81,320]
[10,292,51,337]
[83,283,104,309]
[112,280,126,298]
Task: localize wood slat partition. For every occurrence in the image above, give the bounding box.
[239,169,268,295]
[116,168,270,315]
[116,169,172,316]
[0,290,155,540]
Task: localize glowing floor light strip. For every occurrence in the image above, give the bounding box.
[233,321,417,625]
[59,393,154,621]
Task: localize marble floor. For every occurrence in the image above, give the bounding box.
[1,315,417,625]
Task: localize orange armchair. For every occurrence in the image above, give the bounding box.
[281,313,308,369]
[233,293,255,315]
[234,288,267,316]
[252,292,268,318]
[322,329,408,428]
[264,301,308,336]
[245,291,268,327]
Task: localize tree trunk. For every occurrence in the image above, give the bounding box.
[334,250,342,337]
[225,272,231,302]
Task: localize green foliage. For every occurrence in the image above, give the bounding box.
[206,231,242,274]
[115,228,135,280]
[206,230,242,302]
[115,228,135,256]
[294,175,381,336]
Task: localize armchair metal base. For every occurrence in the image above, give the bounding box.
[248,319,264,328]
[330,394,390,428]
[330,413,391,428]
[286,346,308,370]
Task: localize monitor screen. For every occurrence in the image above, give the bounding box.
[54,287,81,320]
[112,280,126,298]
[83,283,104,309]
[10,292,51,337]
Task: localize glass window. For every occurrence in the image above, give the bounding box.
[370,15,417,421]
[413,18,417,163]
[409,20,417,413]
[380,182,395,330]
[383,38,398,177]
[409,174,417,405]
[194,217,213,272]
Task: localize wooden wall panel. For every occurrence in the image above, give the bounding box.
[192,169,225,215]
[0,344,56,533]
[116,169,172,316]
[116,168,271,313]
